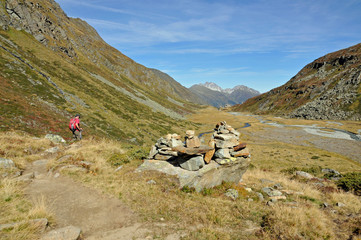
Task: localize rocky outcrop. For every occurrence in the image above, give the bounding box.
[139,122,251,191]
[232,43,361,121]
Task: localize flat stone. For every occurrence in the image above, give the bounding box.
[215,138,238,148]
[336,202,345,207]
[322,168,340,176]
[158,149,178,157]
[185,130,195,138]
[204,149,215,164]
[179,155,205,171]
[16,172,35,182]
[41,225,81,240]
[214,133,238,141]
[233,143,247,151]
[214,148,231,159]
[172,146,213,155]
[169,138,183,148]
[186,136,201,148]
[137,158,251,192]
[262,187,283,197]
[0,158,15,169]
[231,147,250,157]
[148,146,158,159]
[154,154,174,161]
[296,171,314,179]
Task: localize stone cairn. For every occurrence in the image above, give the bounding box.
[147,121,250,171]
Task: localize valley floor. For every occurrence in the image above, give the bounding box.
[1,107,360,239]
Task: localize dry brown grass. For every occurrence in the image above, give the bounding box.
[0,178,53,240]
[0,131,54,169]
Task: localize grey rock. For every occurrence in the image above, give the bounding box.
[179,155,205,171]
[322,202,329,208]
[45,146,59,154]
[148,146,158,159]
[41,225,81,240]
[169,138,183,148]
[45,134,66,143]
[336,202,345,207]
[54,173,60,178]
[273,183,283,190]
[158,149,178,157]
[114,166,123,172]
[0,158,15,169]
[137,157,251,192]
[256,192,264,201]
[225,189,239,200]
[262,187,283,197]
[57,155,72,162]
[213,133,238,141]
[322,168,341,176]
[296,171,314,179]
[215,138,238,149]
[147,180,156,185]
[214,148,231,159]
[16,172,35,182]
[266,200,275,206]
[260,178,274,184]
[248,198,254,202]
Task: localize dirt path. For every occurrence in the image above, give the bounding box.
[24,159,150,239]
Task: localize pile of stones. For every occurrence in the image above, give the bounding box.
[212,121,250,165]
[147,121,250,171]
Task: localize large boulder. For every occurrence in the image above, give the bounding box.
[137,158,251,192]
[178,155,205,171]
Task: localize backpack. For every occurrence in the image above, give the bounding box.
[69,118,76,130]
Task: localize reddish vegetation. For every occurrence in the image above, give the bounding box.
[232,43,361,116]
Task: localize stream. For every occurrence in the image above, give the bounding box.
[229,112,361,142]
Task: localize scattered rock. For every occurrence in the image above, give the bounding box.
[322,168,341,176]
[0,158,15,169]
[270,196,287,201]
[225,189,239,200]
[248,198,254,202]
[45,146,59,154]
[245,187,252,192]
[147,180,156,185]
[54,173,60,178]
[260,178,274,184]
[41,225,82,240]
[256,192,264,201]
[296,171,314,179]
[266,200,275,206]
[336,202,345,207]
[57,155,72,162]
[262,187,283,197]
[322,202,329,208]
[273,183,283,190]
[16,172,35,182]
[114,166,123,172]
[45,134,66,143]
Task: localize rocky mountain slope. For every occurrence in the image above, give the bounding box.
[0,0,202,143]
[189,82,260,108]
[232,43,361,120]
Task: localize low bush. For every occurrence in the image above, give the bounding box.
[337,172,361,196]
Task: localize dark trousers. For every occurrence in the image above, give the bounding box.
[70,128,82,140]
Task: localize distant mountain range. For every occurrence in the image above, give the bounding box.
[232,43,361,120]
[189,82,260,107]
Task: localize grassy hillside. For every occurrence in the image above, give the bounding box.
[0,0,202,144]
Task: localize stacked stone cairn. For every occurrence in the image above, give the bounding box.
[213,121,250,164]
[147,121,250,171]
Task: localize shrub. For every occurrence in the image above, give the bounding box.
[337,172,361,195]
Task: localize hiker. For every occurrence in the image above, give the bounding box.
[69,114,83,140]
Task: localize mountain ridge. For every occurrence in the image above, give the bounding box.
[231,43,361,120]
[0,0,201,143]
[189,82,260,107]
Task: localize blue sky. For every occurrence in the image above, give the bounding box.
[56,0,361,93]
